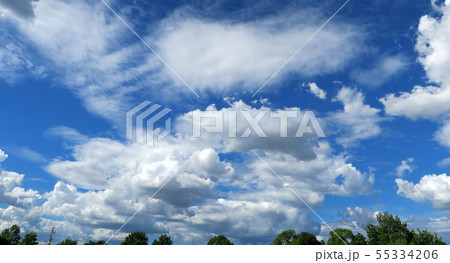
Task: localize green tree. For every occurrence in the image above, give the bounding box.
[0,236,11,245]
[207,235,233,245]
[291,232,321,245]
[19,232,38,245]
[271,230,297,245]
[351,233,367,245]
[121,231,148,245]
[1,225,21,245]
[365,212,413,245]
[327,229,354,245]
[57,236,78,245]
[152,234,173,245]
[84,240,106,245]
[271,230,321,245]
[411,229,446,245]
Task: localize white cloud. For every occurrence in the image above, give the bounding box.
[305,82,326,99]
[319,207,378,239]
[0,0,364,124]
[156,11,362,92]
[438,157,450,168]
[11,147,47,163]
[396,174,450,209]
[0,43,44,83]
[4,0,158,122]
[396,158,415,177]
[0,108,375,244]
[0,150,42,208]
[343,207,378,226]
[406,214,450,241]
[187,199,320,244]
[380,85,450,120]
[0,149,7,162]
[31,98,372,243]
[435,120,450,149]
[416,2,450,86]
[351,54,408,87]
[328,87,383,147]
[46,126,89,144]
[0,1,378,243]
[176,100,324,160]
[248,145,374,200]
[381,1,450,120]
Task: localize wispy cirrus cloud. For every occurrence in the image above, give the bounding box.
[1,0,364,125]
[351,54,408,88]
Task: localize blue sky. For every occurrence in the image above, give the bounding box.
[1,0,450,244]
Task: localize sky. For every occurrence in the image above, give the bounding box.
[1,0,450,245]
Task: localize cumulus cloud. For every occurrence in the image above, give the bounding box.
[0,149,7,162]
[381,1,450,120]
[176,100,324,160]
[27,97,372,243]
[0,150,42,208]
[396,158,415,177]
[318,207,378,239]
[0,0,38,19]
[396,174,450,209]
[245,143,374,210]
[305,82,326,99]
[187,199,320,244]
[343,207,378,226]
[380,85,450,120]
[328,87,383,147]
[0,110,375,244]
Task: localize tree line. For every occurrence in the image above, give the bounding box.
[0,212,446,245]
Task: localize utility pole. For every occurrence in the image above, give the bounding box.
[47,227,56,245]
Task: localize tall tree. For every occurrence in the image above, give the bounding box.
[366,212,413,245]
[351,233,367,245]
[121,231,148,245]
[207,235,233,245]
[271,230,321,245]
[271,230,297,245]
[411,229,446,245]
[291,232,321,245]
[84,240,106,245]
[152,234,173,245]
[19,232,38,245]
[0,236,11,245]
[1,225,21,245]
[57,236,78,245]
[327,229,354,245]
